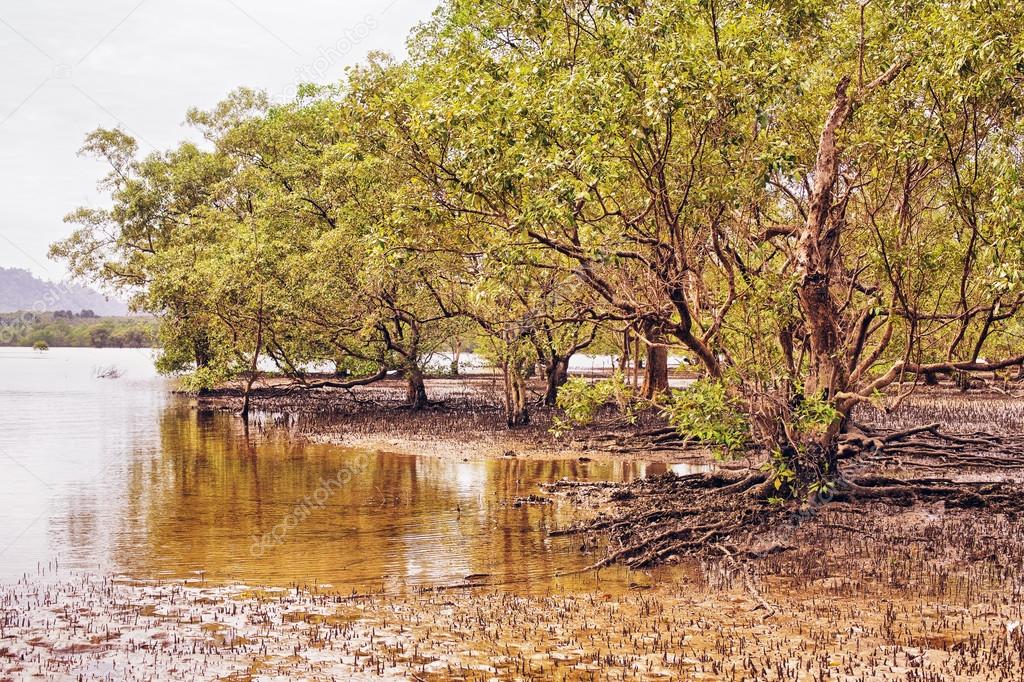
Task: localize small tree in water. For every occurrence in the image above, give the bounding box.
[32,340,48,352]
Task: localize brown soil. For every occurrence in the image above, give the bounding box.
[5,381,1024,679]
[4,500,1023,680]
[191,374,714,464]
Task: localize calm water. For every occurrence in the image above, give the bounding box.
[0,348,679,591]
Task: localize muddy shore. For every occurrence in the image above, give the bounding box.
[4,377,1022,679]
[4,500,1022,680]
[188,374,721,465]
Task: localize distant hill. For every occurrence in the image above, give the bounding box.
[0,267,128,316]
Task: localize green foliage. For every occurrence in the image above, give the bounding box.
[32,340,48,352]
[46,0,1024,468]
[762,446,838,501]
[793,394,841,435]
[178,364,234,393]
[552,372,637,435]
[662,381,749,457]
[763,449,798,497]
[0,312,155,348]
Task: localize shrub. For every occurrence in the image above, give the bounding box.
[552,371,637,435]
[661,380,749,456]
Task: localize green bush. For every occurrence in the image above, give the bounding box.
[661,380,749,456]
[793,393,841,435]
[552,371,637,435]
[0,312,156,348]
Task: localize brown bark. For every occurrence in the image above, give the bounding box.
[795,76,852,403]
[449,338,462,377]
[241,299,265,422]
[618,328,631,374]
[503,359,530,427]
[406,365,428,410]
[631,327,641,387]
[787,64,908,464]
[667,287,722,379]
[641,322,669,399]
[543,356,570,406]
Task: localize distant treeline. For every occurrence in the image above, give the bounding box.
[0,311,156,348]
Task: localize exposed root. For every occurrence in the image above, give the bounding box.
[714,544,777,619]
[552,472,779,569]
[550,422,1024,571]
[583,425,712,455]
[841,422,1024,472]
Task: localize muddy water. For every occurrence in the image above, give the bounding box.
[0,348,679,591]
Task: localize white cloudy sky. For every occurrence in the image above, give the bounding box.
[0,0,440,280]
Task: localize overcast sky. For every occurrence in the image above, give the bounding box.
[0,0,440,281]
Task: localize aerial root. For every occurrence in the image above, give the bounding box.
[837,475,1018,509]
[550,434,1024,571]
[585,516,746,570]
[585,426,711,454]
[840,422,1024,473]
[547,421,1024,571]
[551,472,780,568]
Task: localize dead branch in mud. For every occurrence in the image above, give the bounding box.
[715,544,777,618]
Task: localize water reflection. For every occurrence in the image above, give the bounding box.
[0,348,685,592]
[58,405,658,591]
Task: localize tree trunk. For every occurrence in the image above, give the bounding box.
[632,328,641,387]
[194,331,212,370]
[406,365,428,410]
[618,328,631,374]
[790,77,857,457]
[641,322,669,399]
[194,335,213,396]
[450,339,461,376]
[241,379,253,421]
[503,359,530,427]
[241,299,264,422]
[543,356,570,406]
